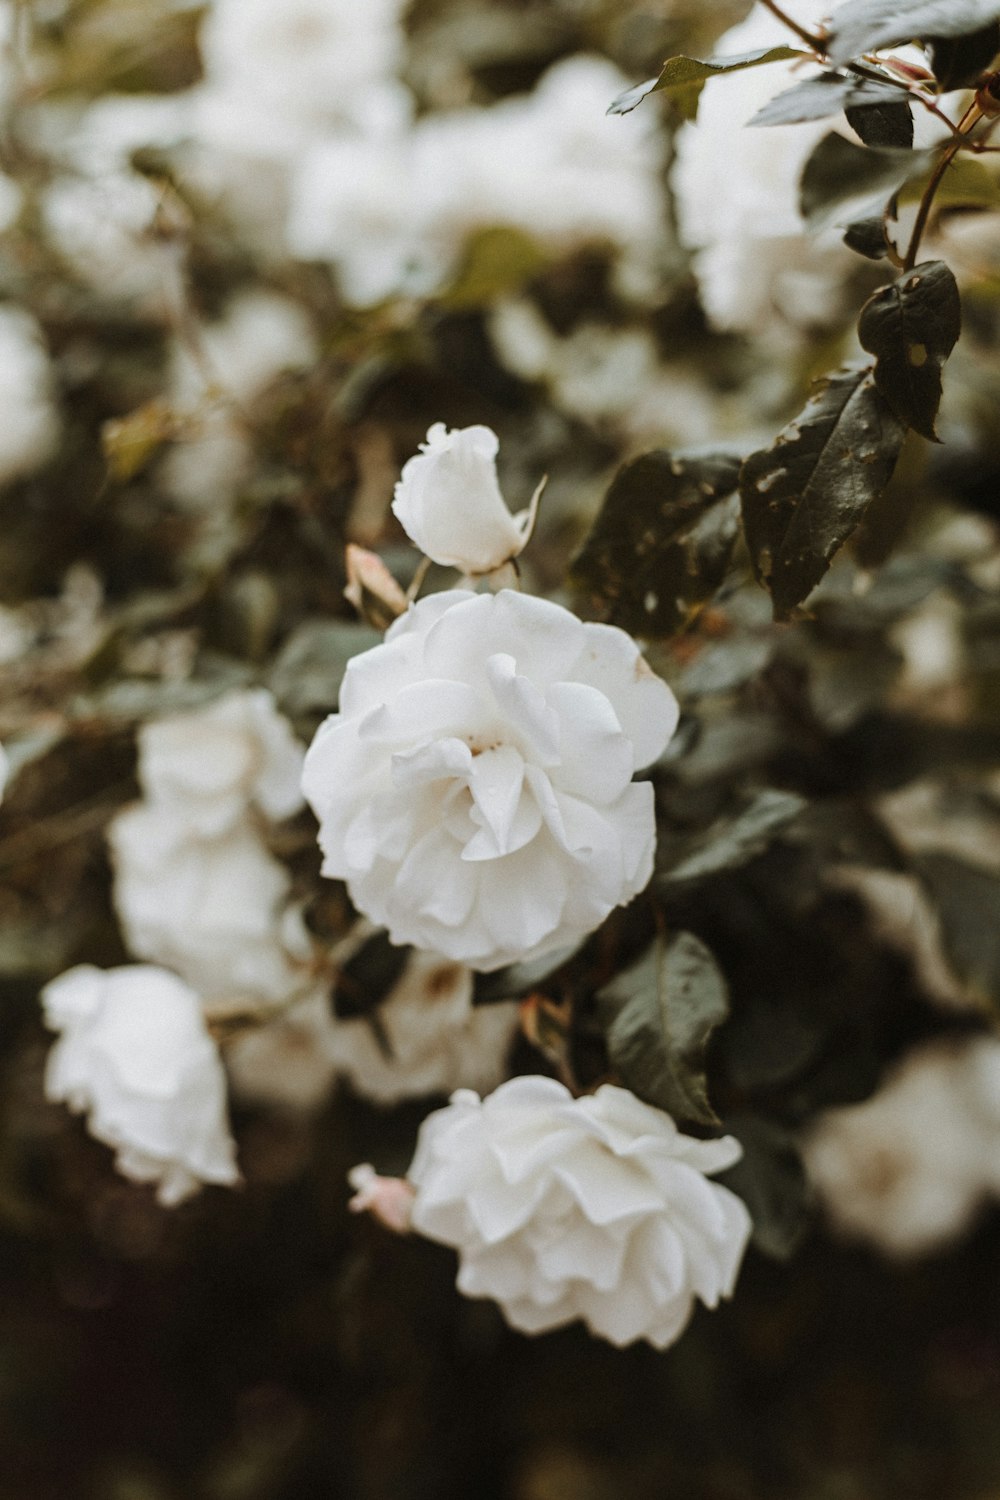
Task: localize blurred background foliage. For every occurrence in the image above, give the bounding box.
[1,0,1000,1494]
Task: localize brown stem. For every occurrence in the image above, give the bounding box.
[903,101,984,271]
[759,0,827,52]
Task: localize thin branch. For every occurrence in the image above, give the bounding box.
[759,0,827,52]
[903,100,984,271]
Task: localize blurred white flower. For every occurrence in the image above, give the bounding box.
[133,687,306,838]
[41,964,239,1207]
[407,1077,751,1348]
[163,292,317,512]
[225,989,339,1112]
[0,305,59,485]
[196,0,411,157]
[392,424,530,574]
[802,1037,1000,1257]
[288,55,667,306]
[671,0,853,334]
[109,810,309,1005]
[329,951,521,1105]
[302,588,678,971]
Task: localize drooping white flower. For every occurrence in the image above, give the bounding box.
[134,687,306,838]
[108,809,310,1005]
[391,424,530,575]
[329,951,521,1105]
[802,1037,1000,1257]
[302,588,679,971]
[0,304,59,485]
[407,1077,751,1348]
[41,964,239,1207]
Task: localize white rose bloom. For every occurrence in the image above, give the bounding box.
[0,305,60,485]
[135,688,306,838]
[407,1077,751,1347]
[41,964,239,1207]
[330,951,521,1105]
[802,1038,1000,1257]
[302,588,679,971]
[109,809,309,1004]
[392,424,530,574]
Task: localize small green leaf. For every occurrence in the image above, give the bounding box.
[827,0,1000,64]
[749,73,905,129]
[845,97,914,150]
[800,133,933,229]
[571,450,741,639]
[843,215,891,259]
[331,929,410,1020]
[598,932,730,1127]
[610,46,808,121]
[657,789,807,888]
[442,225,548,309]
[917,853,1000,1010]
[739,365,906,619]
[858,260,961,441]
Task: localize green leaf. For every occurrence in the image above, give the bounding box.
[739,365,906,619]
[858,261,961,442]
[717,1115,811,1260]
[845,97,914,150]
[928,23,1000,89]
[827,0,1000,64]
[749,73,905,128]
[267,619,381,722]
[899,154,1000,210]
[571,450,741,638]
[800,133,933,229]
[843,215,891,259]
[916,853,1000,1009]
[331,929,410,1020]
[609,46,808,121]
[598,932,730,1127]
[442,225,548,309]
[657,789,807,888]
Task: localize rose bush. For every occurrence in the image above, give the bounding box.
[41,964,239,1207]
[302,587,679,970]
[407,1077,752,1347]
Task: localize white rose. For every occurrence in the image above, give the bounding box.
[802,1038,1000,1257]
[108,808,309,1004]
[407,1077,751,1348]
[41,964,239,1207]
[302,588,679,971]
[0,305,60,485]
[391,424,530,575]
[330,951,520,1105]
[135,688,306,838]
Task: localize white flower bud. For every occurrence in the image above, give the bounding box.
[41,965,239,1207]
[391,424,529,575]
[407,1077,752,1348]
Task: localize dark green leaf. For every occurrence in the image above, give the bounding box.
[858,260,961,441]
[929,22,1000,89]
[917,853,1000,1008]
[610,46,808,121]
[571,450,741,638]
[843,215,890,259]
[717,1115,811,1260]
[827,0,1000,65]
[267,619,381,722]
[657,789,807,888]
[598,932,730,1126]
[800,133,933,229]
[739,365,906,619]
[845,97,914,149]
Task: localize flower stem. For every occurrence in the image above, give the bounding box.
[903,100,984,271]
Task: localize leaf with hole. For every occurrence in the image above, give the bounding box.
[571,450,741,638]
[858,260,961,441]
[739,365,906,618]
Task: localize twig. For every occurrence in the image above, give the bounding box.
[759,0,827,52]
[903,100,984,271]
